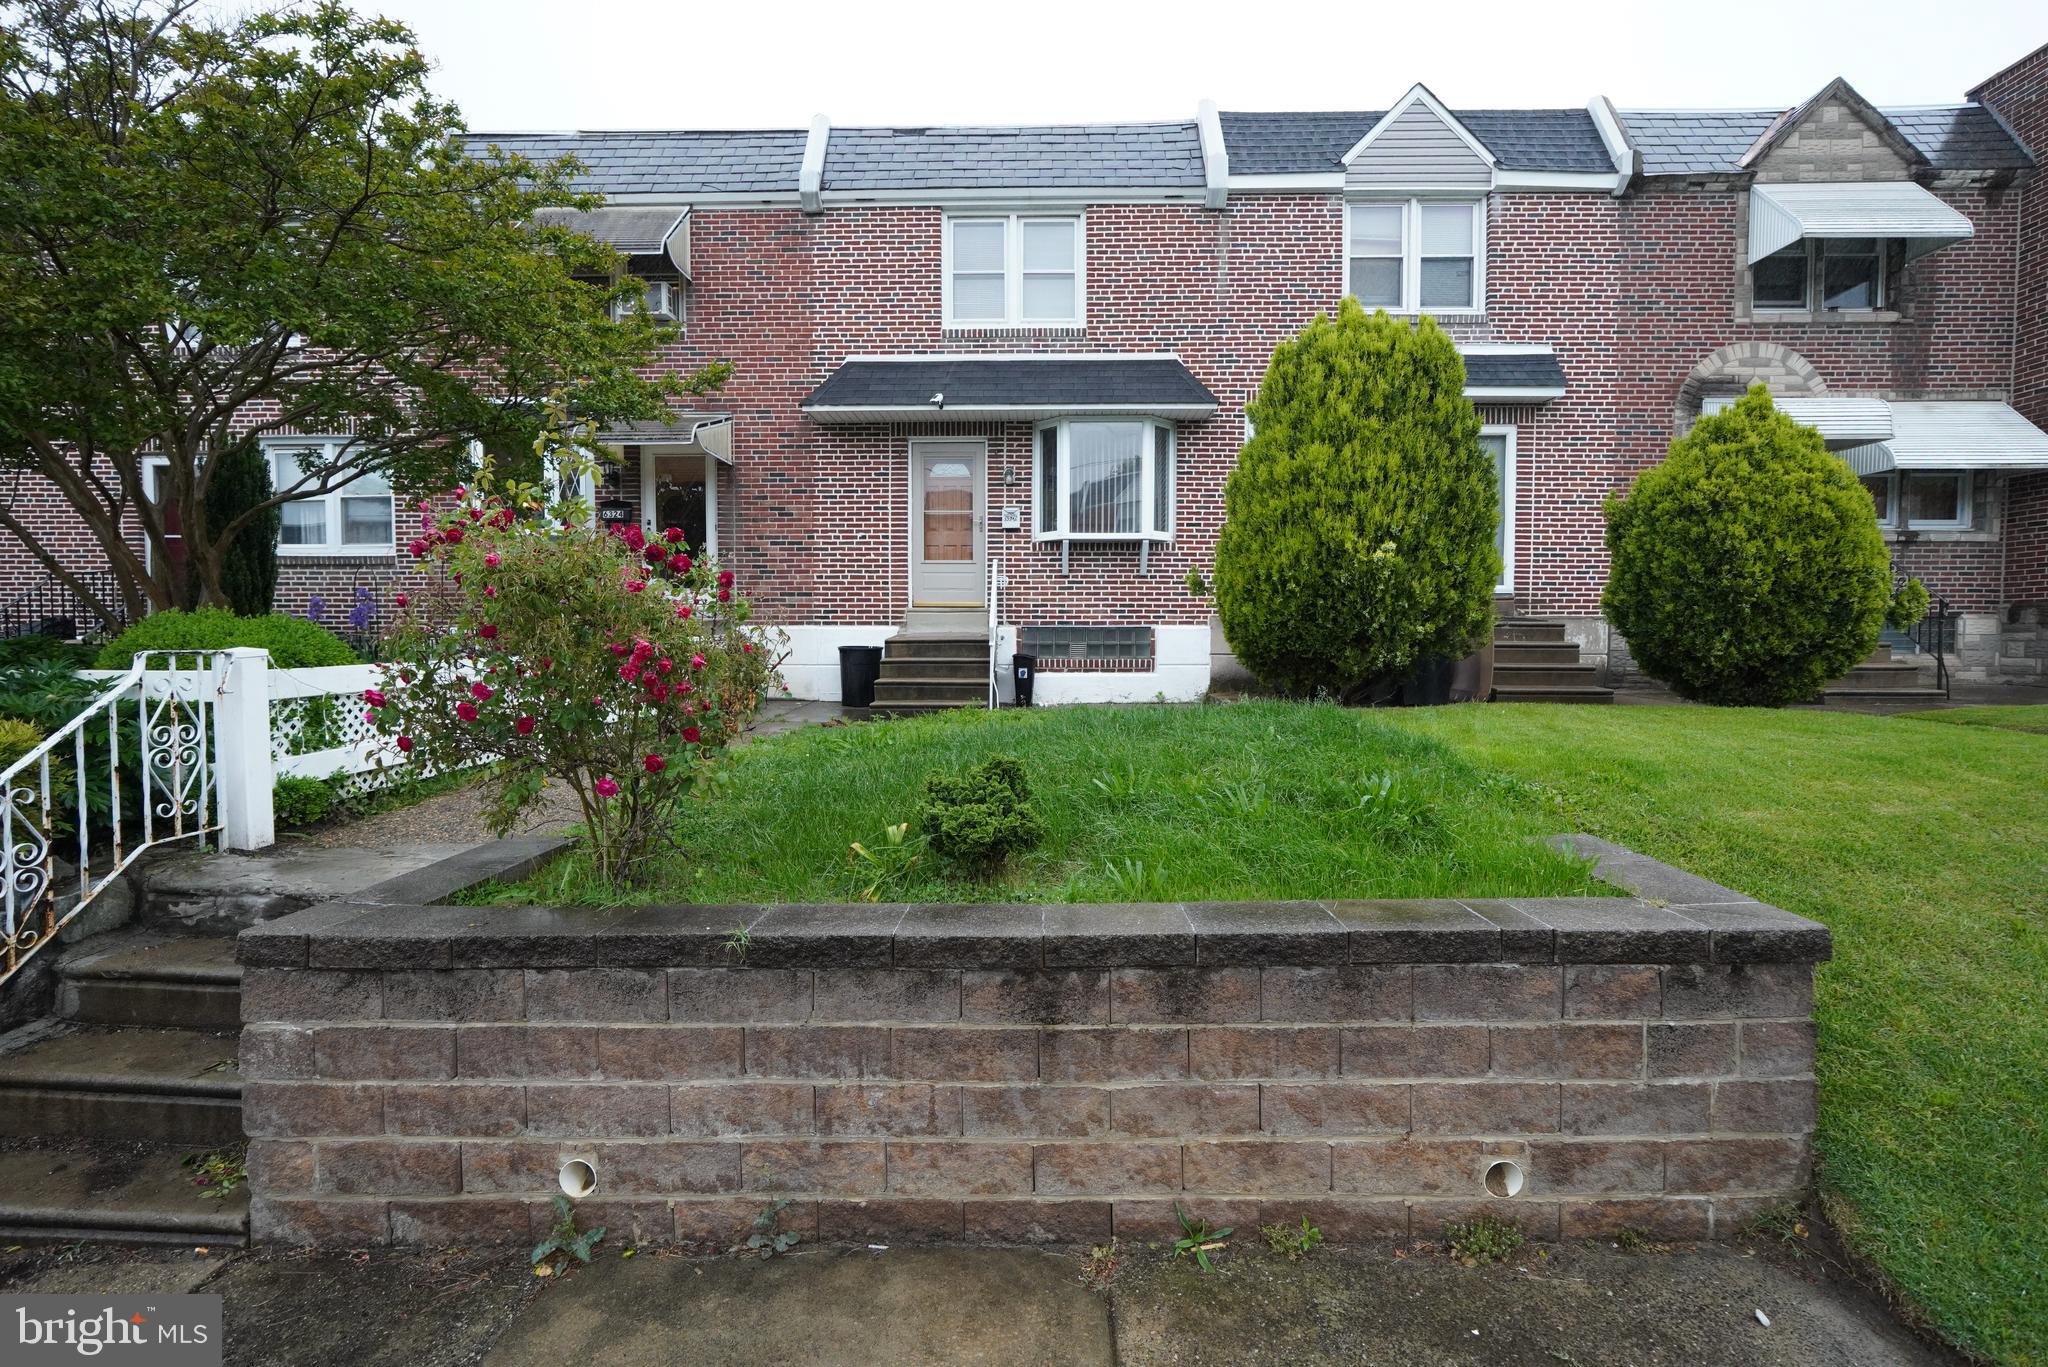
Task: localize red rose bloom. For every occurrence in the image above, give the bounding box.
[470,682,493,701]
[717,588,731,602]
[408,539,428,558]
[443,525,465,544]
[393,593,408,608]
[644,545,666,564]
[625,580,647,594]
[682,725,701,744]
[642,754,666,774]
[674,603,692,620]
[479,624,499,640]
[595,777,620,797]
[717,569,735,588]
[396,735,414,753]
[664,526,684,544]
[515,716,536,735]
[455,701,479,722]
[362,688,387,708]
[674,554,693,573]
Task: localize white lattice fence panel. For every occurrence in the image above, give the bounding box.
[268,665,408,798]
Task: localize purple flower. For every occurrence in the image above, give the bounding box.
[305,594,326,624]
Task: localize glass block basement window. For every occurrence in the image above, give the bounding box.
[1019,625,1154,662]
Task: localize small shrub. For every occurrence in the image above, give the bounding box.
[1602,386,1890,706]
[1446,1213,1525,1267]
[0,635,98,671]
[1887,576,1931,631]
[95,607,358,670]
[272,776,339,827]
[0,717,45,771]
[918,755,1044,874]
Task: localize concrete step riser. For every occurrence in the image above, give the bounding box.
[873,687,988,706]
[1495,667,1606,688]
[59,979,243,1031]
[1493,688,1617,705]
[879,660,987,681]
[887,640,990,661]
[873,702,981,717]
[1494,622,1568,643]
[1493,645,1581,665]
[1833,670,1935,690]
[0,1088,243,1146]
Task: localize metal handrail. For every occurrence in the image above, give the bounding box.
[987,558,1001,709]
[2,651,223,985]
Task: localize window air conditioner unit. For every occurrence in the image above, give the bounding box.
[615,279,679,323]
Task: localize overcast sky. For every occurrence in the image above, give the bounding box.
[232,0,2046,131]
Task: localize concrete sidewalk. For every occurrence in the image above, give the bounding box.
[0,1236,1954,1367]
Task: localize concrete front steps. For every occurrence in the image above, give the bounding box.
[0,932,247,1244]
[1491,620,1615,704]
[1822,645,1946,705]
[872,632,991,716]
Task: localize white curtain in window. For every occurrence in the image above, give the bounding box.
[951,220,1007,319]
[1348,204,1404,306]
[1021,220,1076,320]
[1067,422,1143,534]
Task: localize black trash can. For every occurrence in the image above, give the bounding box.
[1012,652,1038,707]
[838,645,883,708]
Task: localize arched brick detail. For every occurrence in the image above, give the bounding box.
[1673,343,1828,433]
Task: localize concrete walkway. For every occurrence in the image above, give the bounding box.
[0,1238,1955,1367]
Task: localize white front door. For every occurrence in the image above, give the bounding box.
[910,441,985,607]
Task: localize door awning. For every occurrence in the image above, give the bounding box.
[1702,394,1893,446]
[803,356,1218,424]
[1748,182,1973,264]
[596,413,733,463]
[534,206,692,278]
[1838,402,2048,475]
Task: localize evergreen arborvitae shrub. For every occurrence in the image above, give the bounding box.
[1602,386,1890,706]
[204,442,280,616]
[1213,300,1499,697]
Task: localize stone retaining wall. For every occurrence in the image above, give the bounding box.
[237,842,1829,1250]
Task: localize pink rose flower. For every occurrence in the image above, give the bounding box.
[483,584,497,599]
[625,580,647,594]
[642,754,666,774]
[656,657,673,675]
[362,688,387,708]
[455,701,479,722]
[595,777,620,798]
[619,664,641,682]
[484,553,500,568]
[690,654,706,671]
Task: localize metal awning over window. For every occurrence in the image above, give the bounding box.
[534,206,692,278]
[596,414,732,463]
[1839,402,2048,475]
[802,356,1218,424]
[1748,182,1972,264]
[1702,394,1893,447]
[1461,346,1566,402]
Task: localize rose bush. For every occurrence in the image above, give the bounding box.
[369,438,780,888]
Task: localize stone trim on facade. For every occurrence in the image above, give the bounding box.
[238,839,1829,1250]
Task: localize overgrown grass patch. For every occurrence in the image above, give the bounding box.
[474,701,1600,906]
[1381,703,2046,1366]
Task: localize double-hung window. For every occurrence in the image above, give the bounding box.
[1034,419,1173,540]
[1861,472,1970,531]
[269,439,395,555]
[1753,239,1887,312]
[945,215,1083,327]
[1347,200,1483,313]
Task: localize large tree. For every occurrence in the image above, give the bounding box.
[0,0,726,620]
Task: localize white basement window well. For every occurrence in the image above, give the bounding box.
[1347,199,1483,314]
[1034,419,1174,542]
[1862,471,1971,532]
[268,439,395,555]
[944,214,1084,328]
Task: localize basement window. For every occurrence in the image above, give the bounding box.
[1019,624,1154,663]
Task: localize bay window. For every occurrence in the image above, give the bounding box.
[945,214,1083,327]
[1861,471,1970,531]
[269,439,395,554]
[1034,419,1174,540]
[1346,199,1483,313]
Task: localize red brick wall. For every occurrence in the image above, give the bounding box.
[1977,46,2048,604]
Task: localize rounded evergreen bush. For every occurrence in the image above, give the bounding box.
[94,607,358,669]
[1602,386,1890,706]
[1213,301,1499,697]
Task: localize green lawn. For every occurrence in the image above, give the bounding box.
[1897,703,2048,736]
[1382,703,2047,1367]
[478,697,2046,1364]
[484,702,1602,906]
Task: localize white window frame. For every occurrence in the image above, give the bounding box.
[267,437,396,557]
[1345,198,1485,314]
[1032,418,1174,542]
[1753,239,1889,313]
[1863,470,1971,531]
[1480,425,1516,593]
[942,213,1086,329]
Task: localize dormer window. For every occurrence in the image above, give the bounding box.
[1346,200,1483,314]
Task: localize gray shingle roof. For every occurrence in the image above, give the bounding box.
[462,130,806,195]
[1619,105,2033,175]
[1462,350,1566,392]
[823,124,1203,190]
[1219,109,1614,174]
[804,358,1217,413]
